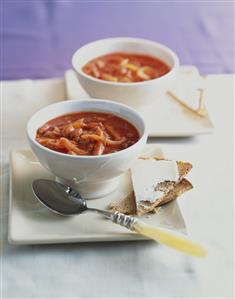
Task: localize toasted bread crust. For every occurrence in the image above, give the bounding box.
[107,158,193,216]
[176,161,193,179]
[107,191,137,215]
[136,178,193,216]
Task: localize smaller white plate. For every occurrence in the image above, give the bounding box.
[9,146,187,245]
[65,66,214,137]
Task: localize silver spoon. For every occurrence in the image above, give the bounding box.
[32,179,207,257]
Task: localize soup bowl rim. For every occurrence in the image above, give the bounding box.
[27,99,147,160]
[72,36,179,87]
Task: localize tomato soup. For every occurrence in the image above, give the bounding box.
[82,52,170,83]
[36,112,140,156]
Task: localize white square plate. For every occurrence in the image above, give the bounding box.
[65,66,214,137]
[8,146,187,245]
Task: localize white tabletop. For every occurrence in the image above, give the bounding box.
[1,74,234,298]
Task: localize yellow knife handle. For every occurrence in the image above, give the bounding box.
[110,211,207,258]
[133,220,207,258]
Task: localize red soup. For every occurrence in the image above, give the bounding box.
[82,52,170,83]
[36,112,140,156]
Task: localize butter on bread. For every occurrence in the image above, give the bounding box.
[107,152,193,216]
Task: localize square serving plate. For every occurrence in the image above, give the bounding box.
[8,146,187,245]
[65,66,214,137]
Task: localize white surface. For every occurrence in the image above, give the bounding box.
[65,66,214,137]
[8,146,186,245]
[27,99,147,198]
[1,74,234,298]
[1,77,66,140]
[72,37,179,105]
[131,159,179,203]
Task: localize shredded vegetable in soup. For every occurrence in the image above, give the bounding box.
[36,112,140,156]
[82,52,170,83]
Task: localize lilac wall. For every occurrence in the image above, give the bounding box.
[1,1,234,80]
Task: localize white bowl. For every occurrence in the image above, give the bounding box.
[27,99,147,199]
[72,37,179,108]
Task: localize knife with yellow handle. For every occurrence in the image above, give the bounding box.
[111,211,207,258]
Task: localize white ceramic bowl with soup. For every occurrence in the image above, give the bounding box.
[27,99,147,199]
[72,37,179,108]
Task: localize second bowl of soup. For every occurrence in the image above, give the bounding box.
[72,37,179,107]
[27,99,147,199]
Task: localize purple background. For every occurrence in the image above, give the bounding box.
[1,1,234,80]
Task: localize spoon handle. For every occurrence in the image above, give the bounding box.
[110,212,207,258]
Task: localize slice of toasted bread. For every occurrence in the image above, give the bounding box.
[108,191,137,215]
[108,178,193,216]
[140,150,192,179]
[107,160,193,216]
[136,178,193,216]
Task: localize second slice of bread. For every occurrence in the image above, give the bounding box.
[108,160,193,216]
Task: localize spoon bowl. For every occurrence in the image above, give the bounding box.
[32,179,88,216]
[32,179,113,218]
